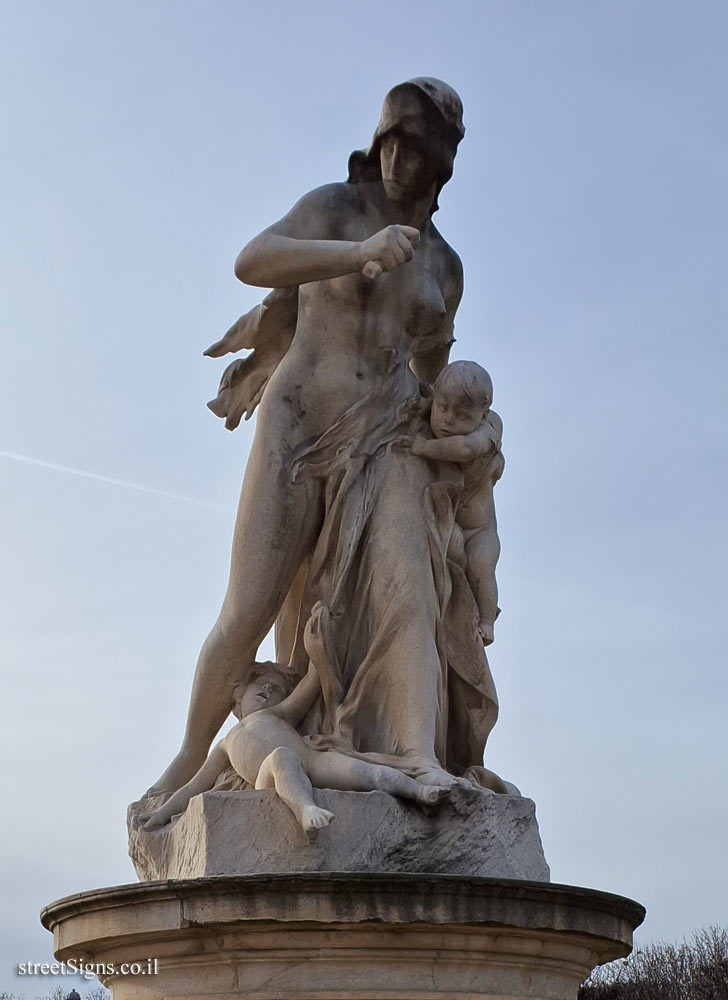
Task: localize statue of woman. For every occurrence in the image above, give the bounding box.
[150,78,500,797]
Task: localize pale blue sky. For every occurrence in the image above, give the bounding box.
[2,1,727,991]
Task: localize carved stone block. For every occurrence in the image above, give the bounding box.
[128,786,550,882]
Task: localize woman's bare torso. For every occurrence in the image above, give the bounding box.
[258,182,460,441]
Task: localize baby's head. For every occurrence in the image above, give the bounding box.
[232,661,297,719]
[431,361,493,438]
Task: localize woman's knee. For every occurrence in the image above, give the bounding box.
[200,602,262,673]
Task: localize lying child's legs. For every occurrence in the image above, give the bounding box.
[255,746,452,836]
[255,746,334,834]
[306,750,450,807]
[464,524,500,644]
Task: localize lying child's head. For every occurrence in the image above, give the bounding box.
[431,361,493,438]
[232,661,297,719]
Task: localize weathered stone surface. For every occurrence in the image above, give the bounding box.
[128,786,549,881]
[42,874,645,1000]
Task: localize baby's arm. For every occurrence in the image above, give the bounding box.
[486,410,503,448]
[270,661,321,728]
[412,426,493,464]
[142,742,230,829]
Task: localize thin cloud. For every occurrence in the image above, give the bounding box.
[0,448,231,512]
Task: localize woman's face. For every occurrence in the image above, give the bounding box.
[380,129,437,203]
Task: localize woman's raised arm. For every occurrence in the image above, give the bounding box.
[235,183,419,288]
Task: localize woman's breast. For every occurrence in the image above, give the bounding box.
[402,273,447,341]
[300,257,447,353]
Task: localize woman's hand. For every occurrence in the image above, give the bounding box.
[359,225,420,279]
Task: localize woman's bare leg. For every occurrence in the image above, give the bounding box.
[148,425,323,795]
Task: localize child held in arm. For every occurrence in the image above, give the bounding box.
[408,360,504,646]
[140,640,450,837]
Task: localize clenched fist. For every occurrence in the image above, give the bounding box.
[358,224,420,279]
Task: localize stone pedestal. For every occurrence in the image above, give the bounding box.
[41,874,644,1000]
[128,787,550,882]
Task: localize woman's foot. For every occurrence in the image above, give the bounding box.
[415,765,468,789]
[416,785,451,807]
[146,747,204,798]
[301,804,335,834]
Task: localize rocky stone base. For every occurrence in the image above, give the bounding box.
[42,874,645,1000]
[127,785,550,881]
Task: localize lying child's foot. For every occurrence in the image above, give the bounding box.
[478,622,494,646]
[301,804,334,834]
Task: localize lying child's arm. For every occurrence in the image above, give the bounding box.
[141,742,230,829]
[270,661,321,728]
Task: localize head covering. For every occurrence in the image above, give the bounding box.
[347,77,465,213]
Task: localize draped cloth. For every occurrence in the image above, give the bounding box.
[276,350,499,781]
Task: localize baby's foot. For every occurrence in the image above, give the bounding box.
[478,622,494,646]
[301,804,334,835]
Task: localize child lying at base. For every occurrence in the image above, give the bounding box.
[140,655,450,836]
[406,360,504,645]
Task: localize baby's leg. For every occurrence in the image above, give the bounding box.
[465,525,500,644]
[255,746,334,834]
[446,522,466,569]
[306,751,451,808]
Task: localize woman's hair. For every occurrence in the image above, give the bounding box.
[347,78,465,215]
[433,360,493,409]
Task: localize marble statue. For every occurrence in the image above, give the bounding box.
[46,80,646,1000]
[130,79,548,878]
[140,650,450,837]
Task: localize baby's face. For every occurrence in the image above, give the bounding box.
[235,674,287,718]
[431,389,486,438]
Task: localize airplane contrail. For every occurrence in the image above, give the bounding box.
[0,448,232,512]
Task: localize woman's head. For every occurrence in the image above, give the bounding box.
[348,78,465,213]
